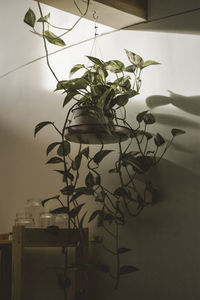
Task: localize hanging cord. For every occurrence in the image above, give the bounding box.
[87,10,99,61]
[87,10,105,61]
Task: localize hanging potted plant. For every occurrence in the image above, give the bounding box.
[23,2,186,298]
[56,50,160,144]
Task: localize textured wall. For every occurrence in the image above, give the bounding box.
[0,0,200,299]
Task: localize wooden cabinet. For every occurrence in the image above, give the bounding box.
[0,240,12,300]
[10,226,88,300]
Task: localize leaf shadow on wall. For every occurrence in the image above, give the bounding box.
[145,91,200,154]
[146,91,200,116]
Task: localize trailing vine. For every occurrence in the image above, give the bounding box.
[24,2,186,298]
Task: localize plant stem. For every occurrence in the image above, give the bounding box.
[37,2,61,84]
[58,0,90,38]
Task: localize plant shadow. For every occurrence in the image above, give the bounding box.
[146,91,200,129]
[146,91,200,116]
[145,91,200,156]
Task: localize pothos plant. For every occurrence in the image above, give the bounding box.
[24,1,186,296]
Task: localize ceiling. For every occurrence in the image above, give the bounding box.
[35,0,148,29]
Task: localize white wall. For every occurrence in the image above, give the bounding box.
[0,0,200,299]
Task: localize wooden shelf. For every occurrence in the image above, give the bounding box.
[35,0,147,29]
[12,226,88,300]
[0,240,12,245]
[0,240,12,300]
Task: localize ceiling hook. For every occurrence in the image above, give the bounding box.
[93,10,98,20]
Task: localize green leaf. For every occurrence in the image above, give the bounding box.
[114,187,129,198]
[171,128,186,136]
[60,185,74,195]
[44,30,66,46]
[46,156,64,164]
[144,131,153,140]
[98,68,108,82]
[34,121,53,137]
[72,153,82,170]
[115,94,129,107]
[88,210,102,223]
[122,154,143,173]
[46,142,60,156]
[120,78,131,91]
[93,150,113,164]
[70,187,93,202]
[92,84,109,97]
[85,172,95,187]
[56,78,88,91]
[81,147,89,159]
[37,13,50,23]
[54,169,74,182]
[143,113,156,124]
[87,56,104,65]
[57,141,71,157]
[142,60,160,68]
[125,49,144,67]
[117,248,132,254]
[69,64,84,78]
[24,8,36,28]
[120,265,139,275]
[125,65,136,73]
[64,171,74,182]
[136,110,148,123]
[51,207,69,214]
[63,92,78,107]
[41,195,60,207]
[125,90,138,98]
[75,186,93,195]
[154,133,165,147]
[97,87,113,110]
[105,60,125,73]
[136,156,155,172]
[69,203,85,218]
[54,169,65,175]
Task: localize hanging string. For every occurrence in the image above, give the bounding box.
[88,10,105,61]
[88,11,98,58]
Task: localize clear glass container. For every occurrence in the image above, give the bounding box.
[54,214,68,229]
[15,212,35,228]
[25,198,44,227]
[40,212,54,228]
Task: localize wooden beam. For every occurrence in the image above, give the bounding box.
[35,0,147,29]
[95,0,147,19]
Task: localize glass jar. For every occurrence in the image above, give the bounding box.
[15,212,35,228]
[25,198,44,227]
[54,214,68,229]
[40,212,54,228]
